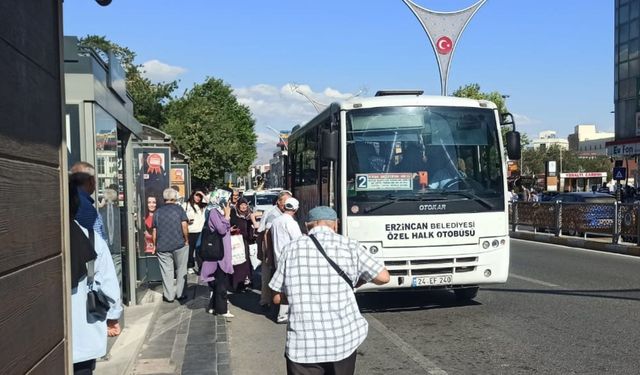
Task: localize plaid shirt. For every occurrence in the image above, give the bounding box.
[269,225,385,364]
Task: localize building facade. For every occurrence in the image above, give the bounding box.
[608,1,640,185]
[530,130,569,150]
[568,124,614,156]
[614,0,640,140]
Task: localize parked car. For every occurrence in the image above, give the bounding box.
[553,192,616,204]
[554,192,616,236]
[245,191,279,220]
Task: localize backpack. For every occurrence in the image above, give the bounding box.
[199,212,224,261]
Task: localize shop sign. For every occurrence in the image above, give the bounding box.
[610,144,637,156]
[560,172,607,178]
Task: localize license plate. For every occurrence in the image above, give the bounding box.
[412,275,452,287]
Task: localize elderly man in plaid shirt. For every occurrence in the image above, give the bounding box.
[270,206,390,375]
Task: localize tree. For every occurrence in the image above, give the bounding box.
[452,83,507,114]
[453,83,530,147]
[78,35,177,128]
[520,145,612,179]
[164,78,257,186]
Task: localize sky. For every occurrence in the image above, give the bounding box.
[63,0,614,164]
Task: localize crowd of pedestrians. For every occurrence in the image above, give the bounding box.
[158,186,390,373]
[67,160,390,374]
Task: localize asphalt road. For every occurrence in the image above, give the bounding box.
[355,239,640,375]
[229,239,640,374]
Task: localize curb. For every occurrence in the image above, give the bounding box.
[96,295,162,375]
[510,231,640,257]
[123,300,162,375]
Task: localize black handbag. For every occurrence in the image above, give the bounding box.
[86,231,110,321]
[200,224,224,261]
[86,260,110,320]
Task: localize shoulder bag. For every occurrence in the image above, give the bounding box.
[200,223,225,261]
[86,231,110,321]
[308,234,354,290]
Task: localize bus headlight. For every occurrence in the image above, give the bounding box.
[482,241,490,249]
[492,240,499,248]
[369,246,379,254]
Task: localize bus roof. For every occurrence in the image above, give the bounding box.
[290,94,498,135]
[340,94,498,111]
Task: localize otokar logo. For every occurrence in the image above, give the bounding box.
[419,203,446,211]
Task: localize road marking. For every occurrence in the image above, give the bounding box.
[509,273,559,288]
[511,238,640,261]
[366,314,448,375]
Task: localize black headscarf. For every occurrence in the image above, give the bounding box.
[69,183,97,289]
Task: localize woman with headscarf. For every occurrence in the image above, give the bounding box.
[200,190,235,318]
[229,197,258,292]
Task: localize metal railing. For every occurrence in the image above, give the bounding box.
[509,202,640,245]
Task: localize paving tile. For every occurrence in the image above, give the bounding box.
[217,364,232,375]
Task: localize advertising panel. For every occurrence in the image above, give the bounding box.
[134,147,170,255]
[170,163,190,201]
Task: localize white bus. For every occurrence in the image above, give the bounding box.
[286,90,521,300]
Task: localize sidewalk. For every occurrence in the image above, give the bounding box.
[96,274,231,375]
[510,230,640,256]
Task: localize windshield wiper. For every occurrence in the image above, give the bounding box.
[438,189,494,209]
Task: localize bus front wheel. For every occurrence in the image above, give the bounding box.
[454,287,479,301]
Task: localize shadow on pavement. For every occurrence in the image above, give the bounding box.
[228,290,278,322]
[483,287,640,302]
[357,289,481,313]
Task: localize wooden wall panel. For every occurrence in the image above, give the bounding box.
[26,342,65,375]
[0,158,61,275]
[0,1,67,373]
[0,39,61,165]
[0,257,64,375]
[0,1,60,77]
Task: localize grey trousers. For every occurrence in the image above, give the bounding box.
[157,245,189,301]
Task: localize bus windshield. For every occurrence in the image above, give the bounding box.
[346,106,504,214]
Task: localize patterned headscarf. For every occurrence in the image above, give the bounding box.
[207,189,231,213]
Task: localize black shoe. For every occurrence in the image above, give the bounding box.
[176,295,188,301]
[162,296,174,303]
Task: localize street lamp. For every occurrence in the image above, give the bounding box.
[266,125,289,188]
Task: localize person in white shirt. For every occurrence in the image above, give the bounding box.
[257,190,292,306]
[270,197,302,323]
[183,190,206,273]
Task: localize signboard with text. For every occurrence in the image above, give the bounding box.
[355,173,413,191]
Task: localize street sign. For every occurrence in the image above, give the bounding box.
[613,167,627,180]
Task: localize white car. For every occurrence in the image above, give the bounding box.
[245,191,279,220]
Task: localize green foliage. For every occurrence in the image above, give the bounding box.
[520,145,611,179]
[78,35,177,128]
[452,83,507,114]
[77,36,259,186]
[453,83,531,147]
[164,78,257,186]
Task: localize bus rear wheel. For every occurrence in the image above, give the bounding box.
[454,287,479,301]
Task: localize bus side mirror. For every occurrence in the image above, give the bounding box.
[321,129,339,161]
[506,131,521,160]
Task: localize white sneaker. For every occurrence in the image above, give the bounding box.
[208,309,214,314]
[187,268,195,274]
[221,312,235,318]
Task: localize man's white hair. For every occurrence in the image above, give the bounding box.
[163,188,179,201]
[70,161,95,176]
